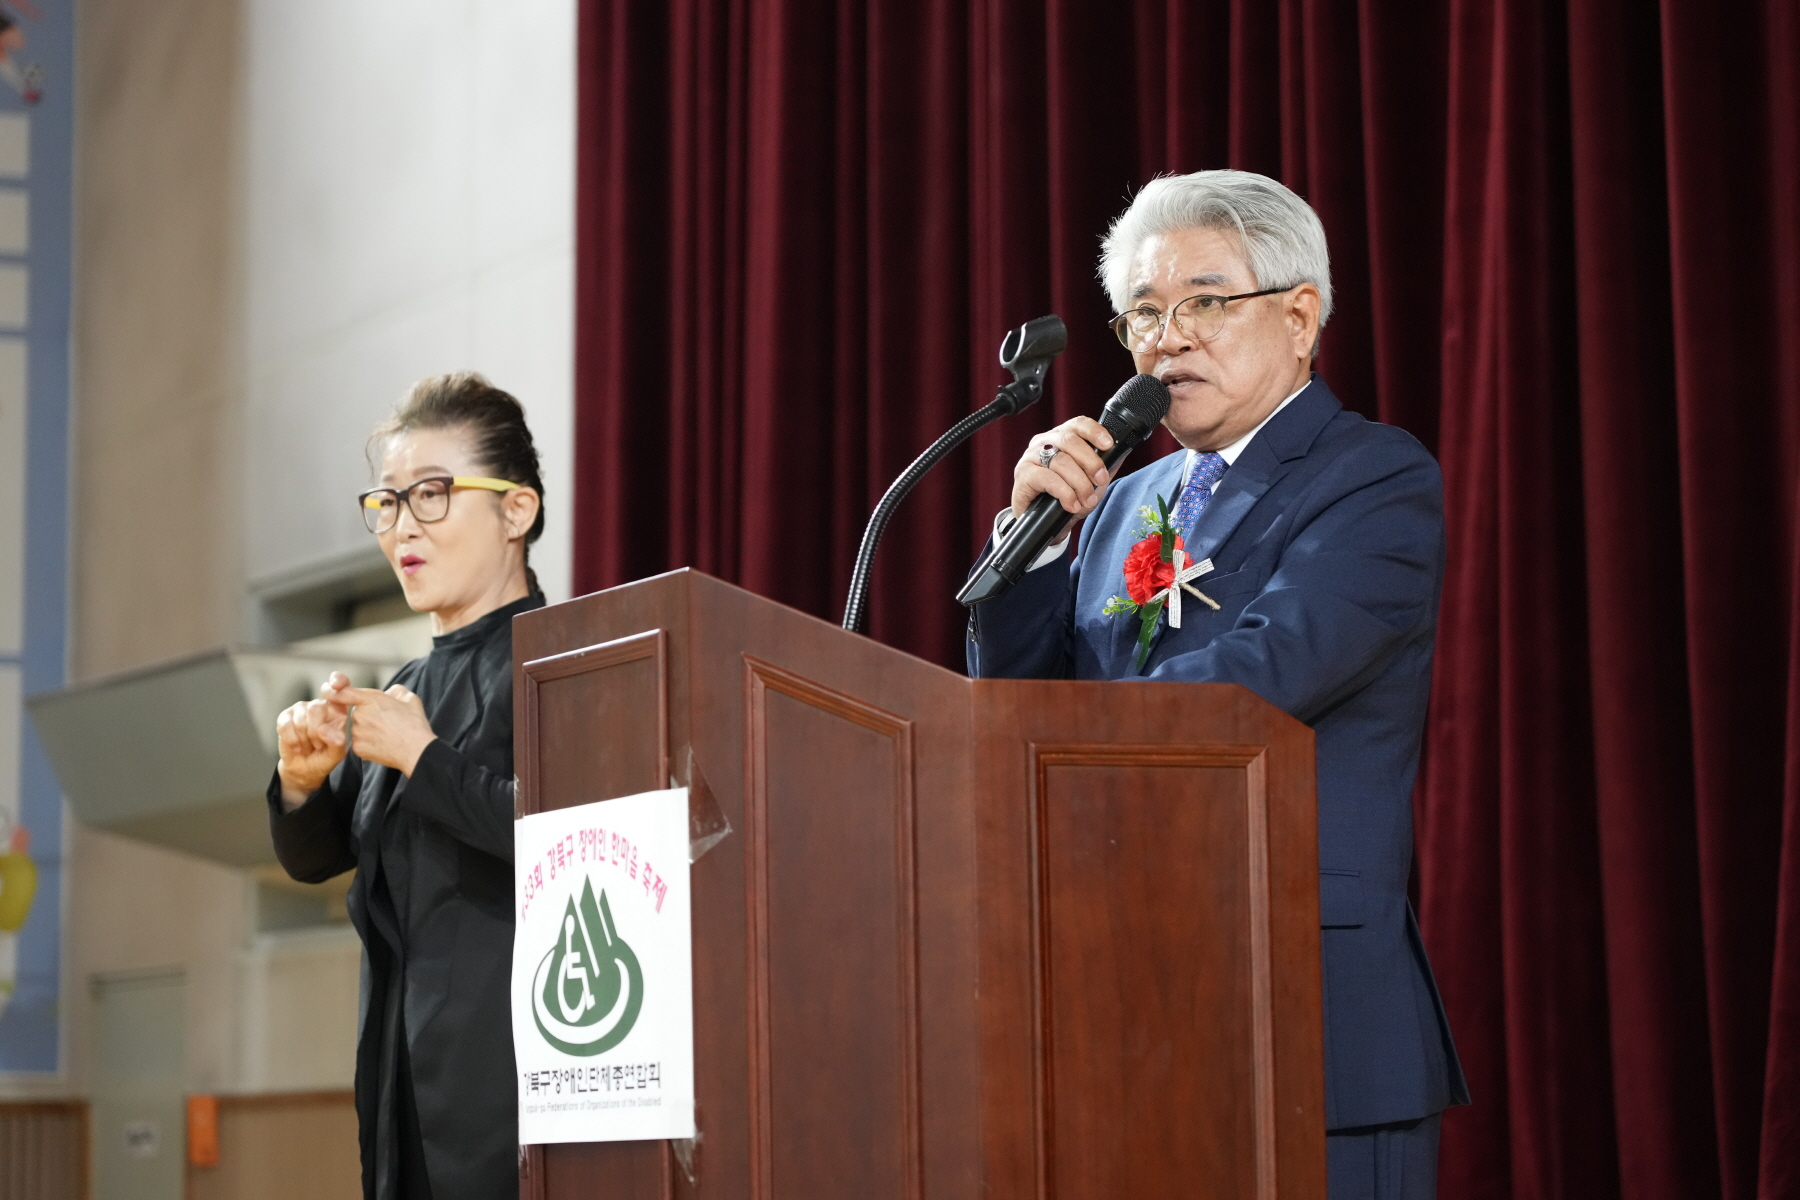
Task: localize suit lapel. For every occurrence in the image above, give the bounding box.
[1183,465,1274,565]
[1096,452,1187,677]
[1136,378,1343,671]
[1186,380,1340,559]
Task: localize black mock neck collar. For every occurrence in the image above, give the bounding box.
[431,591,545,650]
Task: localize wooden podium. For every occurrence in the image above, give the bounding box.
[514,570,1325,1199]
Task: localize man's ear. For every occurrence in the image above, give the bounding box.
[1286,284,1322,358]
[502,487,541,541]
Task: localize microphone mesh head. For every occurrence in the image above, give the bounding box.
[1099,374,1171,446]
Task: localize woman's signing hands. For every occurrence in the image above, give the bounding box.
[276,672,354,809]
[276,673,438,811]
[336,684,437,777]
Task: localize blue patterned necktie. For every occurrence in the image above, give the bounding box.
[1170,451,1229,542]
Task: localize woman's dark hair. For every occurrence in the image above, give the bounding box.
[370,371,547,594]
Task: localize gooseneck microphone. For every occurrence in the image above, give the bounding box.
[956,373,1171,607]
[841,315,1069,635]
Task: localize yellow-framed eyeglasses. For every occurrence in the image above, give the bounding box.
[357,476,523,534]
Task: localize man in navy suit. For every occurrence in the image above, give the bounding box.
[967,170,1468,1200]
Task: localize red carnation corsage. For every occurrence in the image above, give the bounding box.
[1103,490,1220,671]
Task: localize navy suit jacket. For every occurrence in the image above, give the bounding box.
[967,376,1469,1129]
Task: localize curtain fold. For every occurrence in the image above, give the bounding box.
[1563,3,1714,1196]
[573,1,1800,1194]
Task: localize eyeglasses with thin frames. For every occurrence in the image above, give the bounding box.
[1109,285,1295,353]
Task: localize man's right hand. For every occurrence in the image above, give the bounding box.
[1011,416,1117,537]
[276,673,354,811]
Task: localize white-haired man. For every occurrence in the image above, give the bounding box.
[967,170,1468,1200]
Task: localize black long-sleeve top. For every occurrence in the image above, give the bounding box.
[269,592,542,1200]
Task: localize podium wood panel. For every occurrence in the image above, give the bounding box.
[1033,747,1274,1198]
[745,661,923,1200]
[514,570,1324,1200]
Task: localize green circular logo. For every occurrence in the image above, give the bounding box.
[531,879,644,1056]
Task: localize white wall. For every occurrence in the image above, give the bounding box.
[242,0,576,604]
[229,0,575,1086]
[237,927,360,1091]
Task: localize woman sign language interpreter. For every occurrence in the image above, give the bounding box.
[269,372,547,1200]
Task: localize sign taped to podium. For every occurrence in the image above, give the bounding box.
[512,788,696,1144]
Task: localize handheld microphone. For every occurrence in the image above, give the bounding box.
[956,373,1171,607]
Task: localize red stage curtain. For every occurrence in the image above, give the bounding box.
[572,1,1800,1195]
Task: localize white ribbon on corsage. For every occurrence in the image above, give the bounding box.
[1145,547,1220,628]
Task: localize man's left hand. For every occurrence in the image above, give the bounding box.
[340,685,438,776]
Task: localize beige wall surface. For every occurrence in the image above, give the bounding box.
[0,0,263,1110]
[66,827,245,1095]
[16,0,573,1162]
[71,0,245,681]
[237,927,360,1092]
[0,0,263,1107]
[0,823,362,1105]
[187,1092,360,1200]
